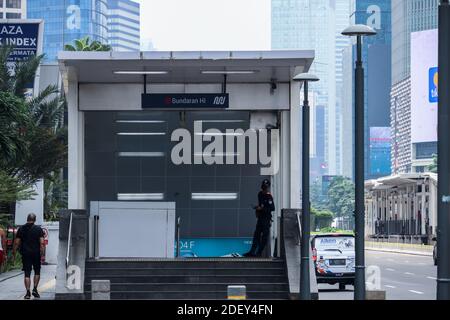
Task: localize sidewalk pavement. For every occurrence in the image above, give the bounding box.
[0,265,56,300]
[365,241,433,257]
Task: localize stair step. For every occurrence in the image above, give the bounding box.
[84,291,289,300]
[85,268,285,276]
[85,261,283,269]
[84,259,289,300]
[85,275,287,283]
[85,283,289,292]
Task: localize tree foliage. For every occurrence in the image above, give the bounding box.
[327,176,355,220]
[428,154,437,173]
[0,45,68,224]
[64,36,111,52]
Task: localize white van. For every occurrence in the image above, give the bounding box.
[311,233,355,291]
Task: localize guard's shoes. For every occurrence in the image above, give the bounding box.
[32,288,40,299]
[24,291,31,300]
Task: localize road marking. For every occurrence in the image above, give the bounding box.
[40,278,56,293]
[385,285,396,289]
[386,268,396,272]
[404,272,415,275]
[387,258,395,262]
[409,290,424,295]
[427,276,437,280]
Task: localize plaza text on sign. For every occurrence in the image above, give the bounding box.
[142,93,229,109]
[0,23,41,62]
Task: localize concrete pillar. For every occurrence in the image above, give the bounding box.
[289,79,301,209]
[366,290,386,300]
[91,280,110,300]
[67,67,86,210]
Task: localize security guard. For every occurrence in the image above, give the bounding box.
[244,179,275,257]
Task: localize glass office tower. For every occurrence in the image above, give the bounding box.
[27,0,108,61]
[108,0,140,51]
[352,0,392,179]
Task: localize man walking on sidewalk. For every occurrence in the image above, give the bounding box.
[13,214,45,299]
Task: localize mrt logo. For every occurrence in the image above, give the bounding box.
[429,67,438,103]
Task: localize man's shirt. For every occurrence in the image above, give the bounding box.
[16,223,44,256]
[258,191,275,218]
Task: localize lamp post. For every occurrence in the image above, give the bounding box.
[342,24,376,301]
[293,73,320,300]
[437,0,450,300]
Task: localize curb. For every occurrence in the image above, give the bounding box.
[366,247,433,257]
[0,271,24,283]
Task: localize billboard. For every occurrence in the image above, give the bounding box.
[0,19,44,93]
[369,127,391,176]
[411,29,438,144]
[0,21,43,62]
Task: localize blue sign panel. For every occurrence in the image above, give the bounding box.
[429,67,438,103]
[0,22,41,62]
[176,238,252,258]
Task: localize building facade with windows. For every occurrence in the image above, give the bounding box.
[27,0,109,62]
[390,0,439,175]
[352,0,392,180]
[0,0,26,19]
[107,0,140,51]
[272,0,338,176]
[390,77,411,174]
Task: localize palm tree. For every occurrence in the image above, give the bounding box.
[0,45,68,223]
[64,36,111,52]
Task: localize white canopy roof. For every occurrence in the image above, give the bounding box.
[58,50,315,85]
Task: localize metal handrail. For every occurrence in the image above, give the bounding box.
[65,211,73,268]
[296,211,302,246]
[176,217,181,257]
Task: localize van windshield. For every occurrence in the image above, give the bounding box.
[314,236,355,251]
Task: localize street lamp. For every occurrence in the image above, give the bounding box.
[437,0,450,300]
[342,24,376,301]
[293,72,320,300]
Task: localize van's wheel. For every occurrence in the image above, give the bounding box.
[339,283,346,291]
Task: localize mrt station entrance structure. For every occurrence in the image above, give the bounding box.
[59,50,314,259]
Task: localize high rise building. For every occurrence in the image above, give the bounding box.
[392,0,439,85]
[391,77,411,174]
[272,0,338,175]
[351,0,392,180]
[341,44,354,179]
[390,0,439,174]
[27,0,108,62]
[0,0,27,19]
[108,0,140,51]
[335,0,353,177]
[27,0,140,62]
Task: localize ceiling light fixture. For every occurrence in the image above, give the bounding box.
[114,71,168,75]
[201,70,258,75]
[117,193,165,201]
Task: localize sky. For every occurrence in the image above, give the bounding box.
[136,0,271,51]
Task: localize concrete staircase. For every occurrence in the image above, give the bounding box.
[84,258,289,300]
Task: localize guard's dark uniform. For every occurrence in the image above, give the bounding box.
[248,190,275,257]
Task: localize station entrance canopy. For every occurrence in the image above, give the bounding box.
[59,50,314,258]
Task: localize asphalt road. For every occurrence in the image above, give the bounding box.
[319,250,437,300]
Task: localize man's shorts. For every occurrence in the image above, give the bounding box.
[22,254,41,277]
